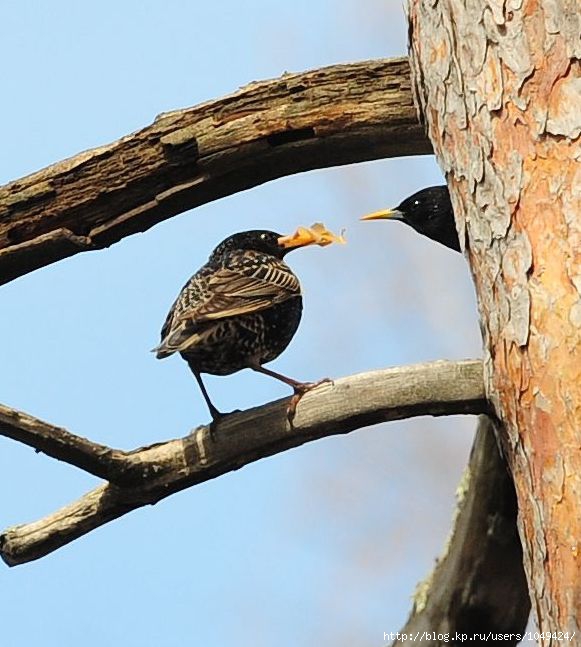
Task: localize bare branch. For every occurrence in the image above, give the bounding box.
[393,417,529,646]
[0,406,127,481]
[0,359,485,566]
[0,57,430,286]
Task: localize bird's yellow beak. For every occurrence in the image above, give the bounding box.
[278,223,346,249]
[360,208,400,221]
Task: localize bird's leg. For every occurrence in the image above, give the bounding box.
[193,372,223,434]
[193,372,241,438]
[250,364,332,423]
[194,371,222,420]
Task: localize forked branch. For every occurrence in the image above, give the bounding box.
[0,359,485,566]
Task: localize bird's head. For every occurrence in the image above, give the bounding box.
[360,185,459,252]
[211,225,345,260]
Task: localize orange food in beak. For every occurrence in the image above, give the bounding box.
[278,223,346,249]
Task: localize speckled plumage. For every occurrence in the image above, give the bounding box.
[155,230,307,419]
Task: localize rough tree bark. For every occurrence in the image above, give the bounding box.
[409,0,581,638]
[0,58,429,286]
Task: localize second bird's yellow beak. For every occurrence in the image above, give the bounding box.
[360,208,400,221]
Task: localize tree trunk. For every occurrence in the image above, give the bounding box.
[394,417,529,646]
[408,0,581,638]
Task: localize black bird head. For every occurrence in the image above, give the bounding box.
[210,226,345,262]
[210,230,288,261]
[361,185,460,252]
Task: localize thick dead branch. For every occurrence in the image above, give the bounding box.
[0,359,485,566]
[393,417,530,646]
[0,57,430,286]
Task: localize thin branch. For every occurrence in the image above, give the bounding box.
[392,417,530,646]
[0,406,127,481]
[0,359,485,566]
[0,57,430,286]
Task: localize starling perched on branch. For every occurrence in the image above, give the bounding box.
[154,226,344,422]
[361,185,460,252]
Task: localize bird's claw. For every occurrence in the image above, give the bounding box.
[286,377,333,426]
[208,409,242,440]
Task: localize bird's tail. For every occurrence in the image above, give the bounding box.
[151,343,173,359]
[152,324,202,359]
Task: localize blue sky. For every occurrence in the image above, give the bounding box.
[0,2,481,645]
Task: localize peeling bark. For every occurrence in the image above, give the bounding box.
[409,0,581,637]
[0,58,429,286]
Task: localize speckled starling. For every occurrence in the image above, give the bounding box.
[154,227,343,422]
[361,185,460,252]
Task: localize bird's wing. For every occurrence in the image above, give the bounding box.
[193,256,300,321]
[155,254,300,357]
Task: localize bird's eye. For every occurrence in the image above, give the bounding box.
[260,233,266,239]
[414,200,420,206]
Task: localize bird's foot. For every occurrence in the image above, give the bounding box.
[287,378,333,426]
[208,409,241,440]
